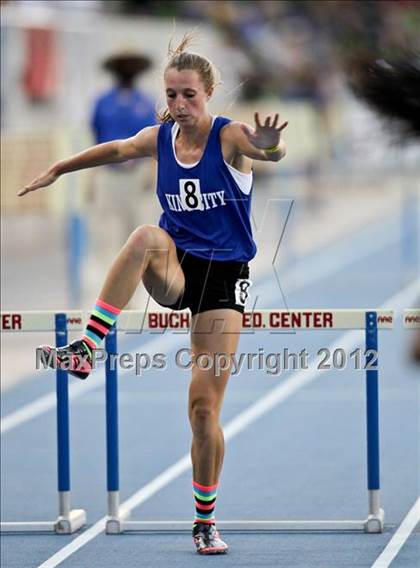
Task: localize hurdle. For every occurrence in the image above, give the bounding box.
[103,308,394,534]
[1,312,86,534]
[404,308,420,328]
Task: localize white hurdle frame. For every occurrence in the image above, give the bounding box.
[102,308,393,534]
[403,309,420,328]
[1,312,86,534]
[0,308,398,534]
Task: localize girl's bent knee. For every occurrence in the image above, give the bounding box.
[125,225,168,261]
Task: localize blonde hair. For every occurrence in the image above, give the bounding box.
[158,33,220,123]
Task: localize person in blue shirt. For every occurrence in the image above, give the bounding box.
[87,50,157,301]
[92,50,156,145]
[19,36,287,555]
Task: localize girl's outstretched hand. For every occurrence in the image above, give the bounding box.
[18,169,59,197]
[240,112,288,150]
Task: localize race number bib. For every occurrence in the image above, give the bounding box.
[235,278,252,306]
[179,179,204,211]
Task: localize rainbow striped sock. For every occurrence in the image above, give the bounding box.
[81,299,121,356]
[193,480,219,525]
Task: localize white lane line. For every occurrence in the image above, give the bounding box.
[37,338,359,568]
[252,215,401,300]
[36,277,420,568]
[1,376,101,435]
[0,332,184,435]
[370,497,420,568]
[1,217,402,435]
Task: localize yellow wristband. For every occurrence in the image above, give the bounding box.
[263,144,280,154]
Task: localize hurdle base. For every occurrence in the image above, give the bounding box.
[55,508,87,534]
[1,521,57,533]
[364,508,385,534]
[106,518,381,533]
[1,509,86,534]
[106,508,131,534]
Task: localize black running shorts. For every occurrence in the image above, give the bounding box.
[159,248,252,317]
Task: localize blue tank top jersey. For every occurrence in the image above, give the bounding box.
[157,116,257,262]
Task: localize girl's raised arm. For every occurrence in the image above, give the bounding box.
[18,125,159,197]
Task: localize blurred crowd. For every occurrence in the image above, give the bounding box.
[3,1,419,105]
[113,1,420,102]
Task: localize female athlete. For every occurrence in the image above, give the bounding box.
[19,37,288,555]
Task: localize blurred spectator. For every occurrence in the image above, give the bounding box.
[86,49,157,303]
[23,27,58,104]
[91,50,156,145]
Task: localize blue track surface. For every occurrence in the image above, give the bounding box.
[1,220,419,568]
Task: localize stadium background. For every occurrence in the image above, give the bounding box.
[1,3,419,567]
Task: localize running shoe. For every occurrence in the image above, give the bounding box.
[39,340,92,380]
[192,523,228,555]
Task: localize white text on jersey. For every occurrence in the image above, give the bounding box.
[165,190,226,212]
